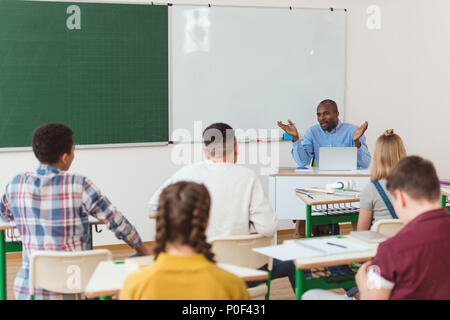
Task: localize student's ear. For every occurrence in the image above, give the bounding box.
[234,142,238,163]
[60,152,72,169]
[59,145,75,170]
[204,218,209,228]
[203,148,211,160]
[394,189,407,209]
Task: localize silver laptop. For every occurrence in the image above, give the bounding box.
[318,147,357,171]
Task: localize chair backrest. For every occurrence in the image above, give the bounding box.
[209,234,274,270]
[29,249,112,296]
[371,219,404,237]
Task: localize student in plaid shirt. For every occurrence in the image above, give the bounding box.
[0,123,153,300]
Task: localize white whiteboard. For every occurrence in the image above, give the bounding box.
[170,6,346,141]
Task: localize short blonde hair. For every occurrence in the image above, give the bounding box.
[371,129,406,181]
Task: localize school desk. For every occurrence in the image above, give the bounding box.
[0,216,103,300]
[441,187,450,211]
[289,235,378,300]
[295,192,361,238]
[84,259,269,299]
[269,168,369,220]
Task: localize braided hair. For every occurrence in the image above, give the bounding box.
[154,181,215,263]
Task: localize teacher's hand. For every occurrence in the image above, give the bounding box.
[277,120,299,142]
[353,121,368,148]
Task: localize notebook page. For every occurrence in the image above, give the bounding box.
[253,242,323,261]
[296,238,371,255]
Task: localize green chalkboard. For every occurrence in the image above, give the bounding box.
[0,1,168,147]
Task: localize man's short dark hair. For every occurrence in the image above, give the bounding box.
[32,123,74,164]
[202,123,236,157]
[386,155,441,202]
[318,99,338,113]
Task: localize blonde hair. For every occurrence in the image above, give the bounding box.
[370,129,406,180]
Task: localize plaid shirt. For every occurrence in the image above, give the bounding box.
[0,164,142,300]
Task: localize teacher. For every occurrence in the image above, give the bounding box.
[277,99,371,169]
[277,99,372,237]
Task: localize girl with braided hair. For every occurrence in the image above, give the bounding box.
[120,181,249,300]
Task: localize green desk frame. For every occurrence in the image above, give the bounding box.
[305,205,359,238]
[297,196,360,300]
[442,195,449,213]
[0,229,22,300]
[295,234,362,300]
[295,268,357,300]
[0,224,97,300]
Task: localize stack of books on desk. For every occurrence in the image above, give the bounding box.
[349,230,388,243]
[295,188,318,199]
[296,187,360,198]
[441,180,450,195]
[333,189,360,197]
[296,187,333,194]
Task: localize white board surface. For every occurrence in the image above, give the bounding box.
[171,6,346,140]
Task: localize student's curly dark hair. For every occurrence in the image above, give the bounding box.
[154,181,215,263]
[32,123,74,164]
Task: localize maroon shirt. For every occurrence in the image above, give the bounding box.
[370,208,450,300]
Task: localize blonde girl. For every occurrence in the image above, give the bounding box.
[357,129,407,230]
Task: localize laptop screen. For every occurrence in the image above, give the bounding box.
[319,147,357,171]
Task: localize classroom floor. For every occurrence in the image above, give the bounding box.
[4,224,353,300]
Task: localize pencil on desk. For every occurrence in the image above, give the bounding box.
[296,189,314,199]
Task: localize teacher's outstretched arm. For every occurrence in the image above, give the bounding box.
[277,120,313,168]
[353,121,371,169]
[353,121,368,148]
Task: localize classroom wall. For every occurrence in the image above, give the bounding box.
[1,0,449,246]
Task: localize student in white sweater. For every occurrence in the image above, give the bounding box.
[149,123,296,291]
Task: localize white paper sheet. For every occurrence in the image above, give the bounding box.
[253,242,323,261]
[297,238,370,255]
[253,238,371,261]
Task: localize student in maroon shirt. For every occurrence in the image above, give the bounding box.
[303,155,450,300]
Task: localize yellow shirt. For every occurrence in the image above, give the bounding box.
[119,252,250,300]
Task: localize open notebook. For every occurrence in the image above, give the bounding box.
[253,238,371,261]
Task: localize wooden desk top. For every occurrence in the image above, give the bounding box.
[290,236,378,269]
[296,192,360,206]
[0,218,14,231]
[85,259,269,298]
[441,187,450,197]
[270,168,370,177]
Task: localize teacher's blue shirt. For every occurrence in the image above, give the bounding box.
[291,120,371,169]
